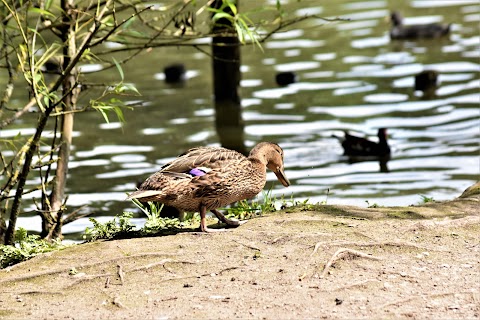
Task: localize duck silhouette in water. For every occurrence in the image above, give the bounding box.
[337,128,391,157]
[390,11,451,40]
[335,128,391,173]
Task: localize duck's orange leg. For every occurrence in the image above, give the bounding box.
[200,204,208,232]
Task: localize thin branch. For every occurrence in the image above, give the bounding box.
[89,5,154,48]
[0,85,54,129]
[320,248,382,278]
[258,15,350,44]
[62,205,91,225]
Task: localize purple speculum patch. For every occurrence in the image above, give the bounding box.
[189,168,207,176]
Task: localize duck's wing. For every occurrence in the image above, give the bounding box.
[392,23,450,39]
[161,146,246,173]
[342,132,378,153]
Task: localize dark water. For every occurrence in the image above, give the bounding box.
[2,0,479,238]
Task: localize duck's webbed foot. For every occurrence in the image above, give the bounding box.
[198,206,247,233]
[211,209,248,228]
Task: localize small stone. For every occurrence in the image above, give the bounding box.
[400,272,408,277]
[335,298,343,305]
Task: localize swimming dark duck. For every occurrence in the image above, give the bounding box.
[127,142,290,232]
[390,11,450,40]
[339,128,391,157]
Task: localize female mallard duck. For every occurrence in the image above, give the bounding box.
[127,142,290,232]
[390,11,450,40]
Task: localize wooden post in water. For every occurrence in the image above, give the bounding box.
[211,0,246,154]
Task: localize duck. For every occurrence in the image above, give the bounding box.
[390,11,451,40]
[164,63,186,83]
[275,71,297,86]
[127,142,290,232]
[415,70,438,92]
[337,128,391,157]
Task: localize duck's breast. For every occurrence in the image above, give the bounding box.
[194,161,267,210]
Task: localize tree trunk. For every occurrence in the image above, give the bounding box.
[43,0,78,240]
[0,210,6,244]
[4,113,51,245]
[211,0,246,154]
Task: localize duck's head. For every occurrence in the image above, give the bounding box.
[377,128,388,139]
[251,142,291,187]
[390,11,403,26]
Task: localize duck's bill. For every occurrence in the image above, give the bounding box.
[275,168,291,187]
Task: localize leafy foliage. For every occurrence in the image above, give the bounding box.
[209,1,262,48]
[131,199,191,233]
[84,212,136,241]
[365,200,380,208]
[224,190,277,220]
[90,59,140,124]
[83,199,196,241]
[0,228,67,268]
[419,195,435,204]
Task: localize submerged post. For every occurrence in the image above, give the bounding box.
[211,0,246,154]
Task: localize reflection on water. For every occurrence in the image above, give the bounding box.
[2,0,479,238]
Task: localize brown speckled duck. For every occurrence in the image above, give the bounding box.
[390,11,451,40]
[127,142,290,232]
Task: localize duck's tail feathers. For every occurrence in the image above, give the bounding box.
[331,132,347,141]
[126,190,163,200]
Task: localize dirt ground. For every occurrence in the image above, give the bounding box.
[1,183,479,319]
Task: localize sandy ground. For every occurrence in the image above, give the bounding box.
[0,183,479,319]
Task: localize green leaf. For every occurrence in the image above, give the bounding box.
[226,1,237,15]
[113,106,126,123]
[115,83,140,95]
[42,95,50,109]
[28,7,56,19]
[98,108,110,123]
[44,0,53,10]
[234,23,244,43]
[112,58,124,81]
[212,12,233,23]
[32,73,42,85]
